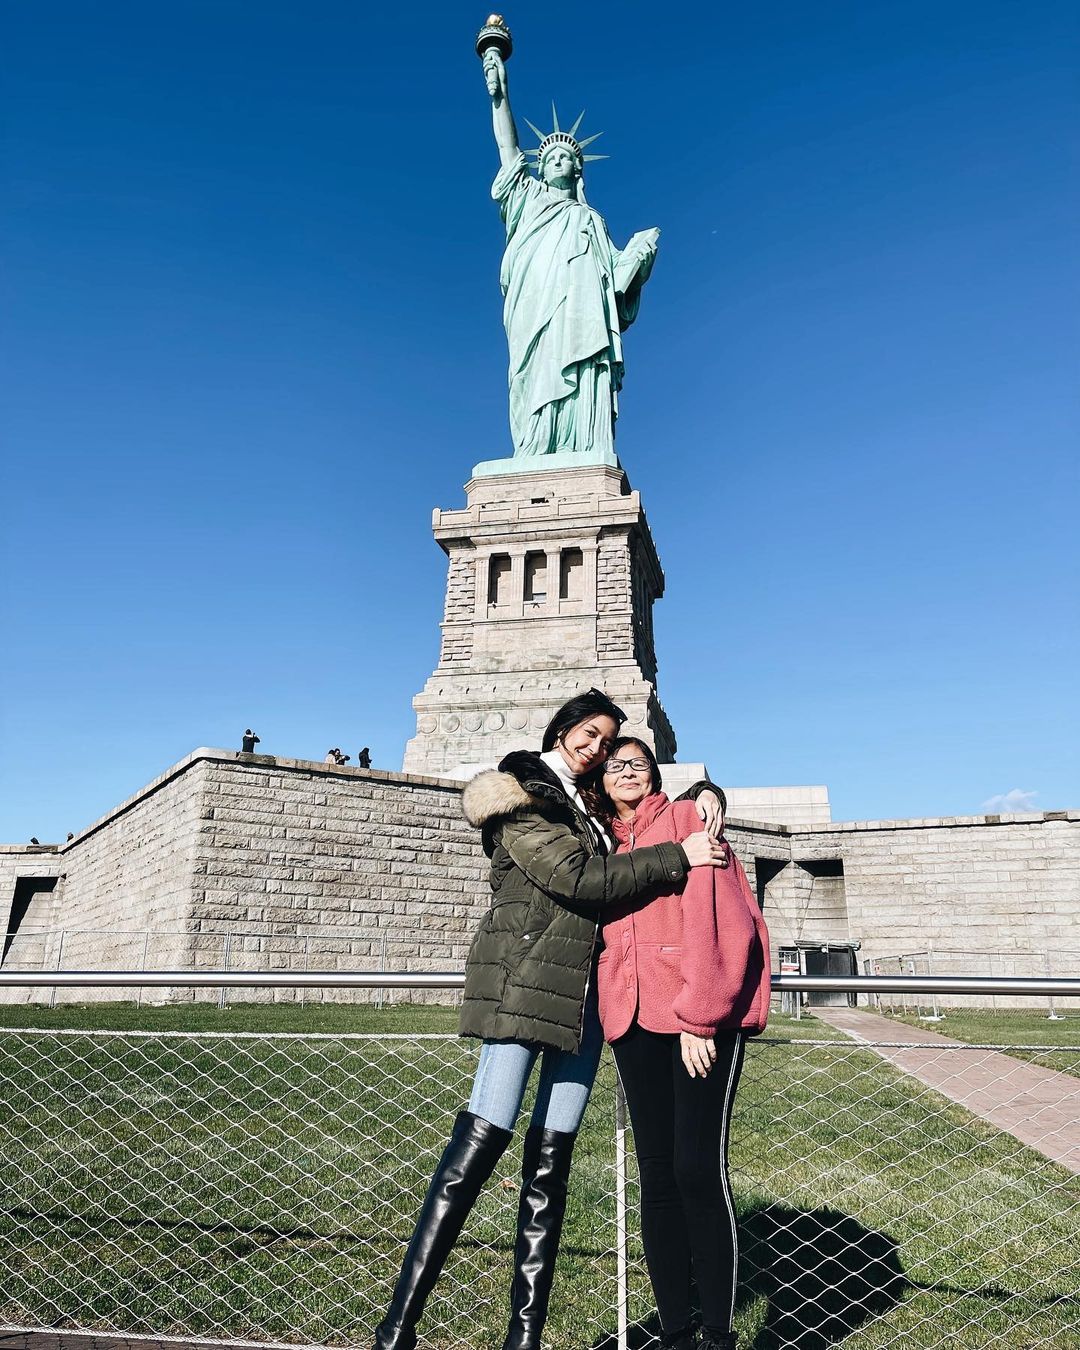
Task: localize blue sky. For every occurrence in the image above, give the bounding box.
[2,0,1077,839]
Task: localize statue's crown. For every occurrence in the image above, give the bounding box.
[524,105,607,169]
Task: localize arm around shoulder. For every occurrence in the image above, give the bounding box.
[499,812,689,908]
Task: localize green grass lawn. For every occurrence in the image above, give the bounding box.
[0,1004,1076,1348]
[0,998,463,1035]
[871,1006,1080,1081]
[873,1006,1080,1046]
[0,999,846,1040]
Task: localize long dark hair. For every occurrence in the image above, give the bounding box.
[541,688,626,753]
[580,735,662,827]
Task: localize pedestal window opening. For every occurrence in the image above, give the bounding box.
[487,554,512,609]
[559,548,584,601]
[524,552,547,603]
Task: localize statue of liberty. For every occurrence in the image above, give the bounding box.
[478,18,659,460]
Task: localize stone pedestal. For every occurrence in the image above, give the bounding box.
[403,463,676,777]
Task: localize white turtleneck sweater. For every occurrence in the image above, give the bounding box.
[540,749,612,851]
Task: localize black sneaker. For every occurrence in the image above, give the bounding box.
[660,1328,697,1350]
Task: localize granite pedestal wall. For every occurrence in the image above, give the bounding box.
[0,845,62,913]
[751,812,1080,1007]
[404,463,675,777]
[0,846,63,984]
[187,752,487,1000]
[0,750,489,1005]
[0,760,205,1003]
[1,749,1076,1009]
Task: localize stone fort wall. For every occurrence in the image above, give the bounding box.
[1,750,1076,1008]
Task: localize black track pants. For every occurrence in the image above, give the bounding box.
[612,1023,746,1336]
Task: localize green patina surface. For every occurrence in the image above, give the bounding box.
[476,30,658,471]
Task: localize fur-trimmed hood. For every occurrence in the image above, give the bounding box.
[461,769,532,828]
[461,750,571,828]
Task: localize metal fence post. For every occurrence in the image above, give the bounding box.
[1046,952,1063,1020]
[136,929,150,1009]
[218,933,232,1011]
[48,929,67,1009]
[376,932,388,1010]
[614,1067,629,1350]
[921,948,943,1022]
[300,936,310,1009]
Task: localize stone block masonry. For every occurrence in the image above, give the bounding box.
[754,811,1080,1008]
[0,845,62,922]
[192,755,489,1001]
[404,461,675,777]
[0,760,204,1003]
[0,846,63,995]
[0,751,491,1006]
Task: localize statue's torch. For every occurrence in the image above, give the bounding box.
[476,14,513,93]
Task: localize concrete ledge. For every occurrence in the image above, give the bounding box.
[788,810,1079,835]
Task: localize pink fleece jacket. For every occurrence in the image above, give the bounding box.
[596,792,771,1041]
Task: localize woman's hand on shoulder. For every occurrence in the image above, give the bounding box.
[680,1031,717,1078]
[681,831,728,868]
[694,790,726,840]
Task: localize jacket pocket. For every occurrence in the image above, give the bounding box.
[501,898,551,976]
[651,944,684,1011]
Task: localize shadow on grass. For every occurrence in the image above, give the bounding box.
[740,1204,907,1349]
[589,1203,908,1350]
[0,1204,612,1261]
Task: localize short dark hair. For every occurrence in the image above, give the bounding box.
[604,736,663,793]
[541,688,626,752]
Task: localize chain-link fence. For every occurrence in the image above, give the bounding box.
[0,978,1078,1349]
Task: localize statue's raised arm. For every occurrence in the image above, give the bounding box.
[475,15,660,464]
[483,48,520,170]
[477,16,520,169]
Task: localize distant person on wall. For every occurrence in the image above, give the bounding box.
[325,748,350,766]
[241,729,260,753]
[371,689,728,1350]
[592,738,770,1350]
[357,747,372,769]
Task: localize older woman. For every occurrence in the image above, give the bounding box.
[373,691,726,1350]
[594,737,770,1350]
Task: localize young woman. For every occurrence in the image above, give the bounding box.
[594,737,770,1350]
[373,690,727,1350]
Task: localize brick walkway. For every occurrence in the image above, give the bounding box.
[814,1005,1080,1174]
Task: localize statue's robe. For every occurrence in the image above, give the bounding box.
[494,152,644,457]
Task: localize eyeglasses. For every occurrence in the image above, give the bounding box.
[603,757,652,776]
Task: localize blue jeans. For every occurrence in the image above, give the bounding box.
[467,978,604,1133]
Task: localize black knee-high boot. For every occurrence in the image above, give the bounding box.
[502,1125,578,1350]
[374,1110,513,1350]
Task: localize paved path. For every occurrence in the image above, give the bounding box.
[813,1006,1080,1174]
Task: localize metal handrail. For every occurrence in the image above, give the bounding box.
[0,971,1077,995]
